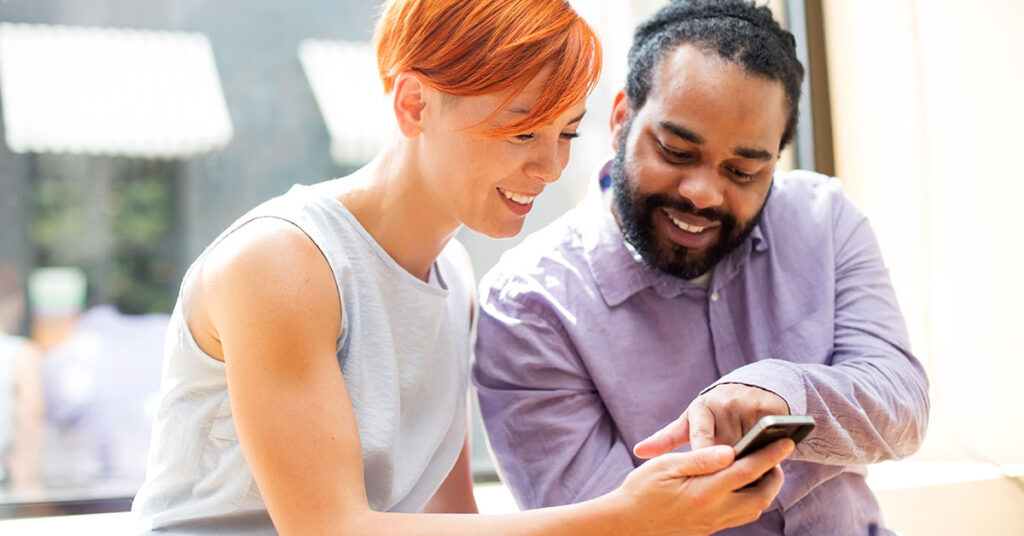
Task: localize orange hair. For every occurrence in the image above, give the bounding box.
[374,0,602,138]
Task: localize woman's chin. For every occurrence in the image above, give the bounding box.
[466,218,526,239]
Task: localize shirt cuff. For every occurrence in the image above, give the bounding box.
[699,359,808,415]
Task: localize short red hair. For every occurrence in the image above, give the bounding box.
[375,0,602,138]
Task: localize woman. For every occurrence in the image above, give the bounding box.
[131,1,792,534]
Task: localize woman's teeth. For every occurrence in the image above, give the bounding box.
[499,188,536,205]
[668,213,705,233]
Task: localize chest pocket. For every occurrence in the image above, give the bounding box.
[208,398,240,442]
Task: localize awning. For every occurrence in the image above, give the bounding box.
[298,39,391,166]
[0,23,233,159]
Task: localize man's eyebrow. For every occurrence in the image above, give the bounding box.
[659,121,704,145]
[733,146,774,161]
[660,120,774,161]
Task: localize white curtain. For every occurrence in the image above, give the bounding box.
[824,0,1024,465]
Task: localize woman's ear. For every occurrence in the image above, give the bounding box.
[610,90,632,151]
[392,70,428,138]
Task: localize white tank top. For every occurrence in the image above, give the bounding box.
[131,184,473,534]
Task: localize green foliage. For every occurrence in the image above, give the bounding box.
[31,157,178,314]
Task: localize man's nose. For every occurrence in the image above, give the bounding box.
[677,167,724,209]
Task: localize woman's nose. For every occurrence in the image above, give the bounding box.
[526,139,565,184]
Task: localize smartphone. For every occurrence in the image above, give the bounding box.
[732,415,815,490]
[733,415,815,459]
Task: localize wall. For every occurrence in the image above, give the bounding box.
[823,0,1024,531]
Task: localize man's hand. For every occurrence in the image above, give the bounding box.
[633,383,790,458]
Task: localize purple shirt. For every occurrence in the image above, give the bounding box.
[473,161,929,535]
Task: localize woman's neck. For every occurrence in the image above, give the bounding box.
[331,140,461,282]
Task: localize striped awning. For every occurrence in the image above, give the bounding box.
[298,39,391,166]
[0,23,233,159]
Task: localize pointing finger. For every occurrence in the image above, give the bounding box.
[633,412,691,459]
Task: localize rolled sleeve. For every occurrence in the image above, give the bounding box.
[707,191,929,467]
[703,359,809,416]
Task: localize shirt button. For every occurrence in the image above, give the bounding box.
[711,291,720,302]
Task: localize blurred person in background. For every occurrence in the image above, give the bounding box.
[474,1,930,534]
[0,261,44,492]
[130,0,796,534]
[27,267,167,488]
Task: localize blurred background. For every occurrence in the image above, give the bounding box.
[0,0,1021,533]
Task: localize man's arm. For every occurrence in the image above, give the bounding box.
[473,293,636,509]
[636,189,930,466]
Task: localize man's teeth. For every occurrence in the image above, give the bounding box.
[668,213,705,233]
[500,188,536,205]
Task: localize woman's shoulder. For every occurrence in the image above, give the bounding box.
[185,218,342,360]
[204,217,327,283]
[199,183,363,291]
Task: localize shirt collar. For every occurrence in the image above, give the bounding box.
[581,157,768,306]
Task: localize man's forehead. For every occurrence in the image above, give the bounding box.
[640,44,788,148]
[657,45,725,83]
[651,45,769,100]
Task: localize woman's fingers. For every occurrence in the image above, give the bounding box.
[648,446,734,478]
[717,465,786,527]
[748,464,785,498]
[710,438,794,494]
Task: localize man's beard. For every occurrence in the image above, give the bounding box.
[610,122,769,280]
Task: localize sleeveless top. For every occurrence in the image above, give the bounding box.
[131,183,474,534]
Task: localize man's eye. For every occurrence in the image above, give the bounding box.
[660,142,693,161]
[729,168,758,181]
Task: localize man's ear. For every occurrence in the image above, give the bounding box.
[610,90,633,151]
[392,70,428,138]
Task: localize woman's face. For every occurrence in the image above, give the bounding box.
[417,72,587,238]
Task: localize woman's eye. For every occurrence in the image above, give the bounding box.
[560,131,580,140]
[514,133,536,141]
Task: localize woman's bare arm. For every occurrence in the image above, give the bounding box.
[424,414,478,514]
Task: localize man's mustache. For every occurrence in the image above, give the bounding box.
[643,194,731,224]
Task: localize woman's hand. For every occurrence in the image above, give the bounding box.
[609,439,793,536]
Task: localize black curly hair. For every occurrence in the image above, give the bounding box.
[626,0,805,150]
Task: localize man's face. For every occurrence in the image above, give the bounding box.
[610,45,788,279]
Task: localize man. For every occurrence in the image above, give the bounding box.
[473,1,929,533]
